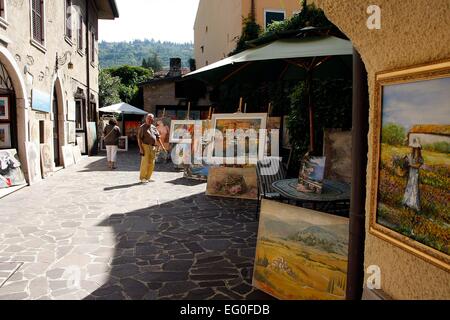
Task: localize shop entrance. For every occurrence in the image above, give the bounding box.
[52,90,61,165]
[0,62,17,151]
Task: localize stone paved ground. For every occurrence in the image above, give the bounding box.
[0,150,273,300]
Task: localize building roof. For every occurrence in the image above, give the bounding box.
[95,0,119,19]
[410,125,450,136]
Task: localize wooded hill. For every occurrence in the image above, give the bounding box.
[99,39,194,69]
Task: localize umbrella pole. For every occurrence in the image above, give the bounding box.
[307,70,315,153]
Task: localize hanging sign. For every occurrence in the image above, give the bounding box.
[31,89,51,113]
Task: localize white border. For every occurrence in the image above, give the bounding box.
[264,9,286,30]
[169,120,196,144]
[211,113,267,164]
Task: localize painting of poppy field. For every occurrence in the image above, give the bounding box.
[376,76,450,256]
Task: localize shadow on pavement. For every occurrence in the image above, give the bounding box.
[83,193,274,300]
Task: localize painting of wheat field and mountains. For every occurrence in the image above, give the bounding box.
[372,72,450,268]
[253,200,349,300]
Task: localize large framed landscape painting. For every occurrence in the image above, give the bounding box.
[211,113,267,164]
[370,60,450,272]
[253,200,349,300]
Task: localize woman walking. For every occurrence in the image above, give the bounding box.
[402,138,424,212]
[103,118,122,170]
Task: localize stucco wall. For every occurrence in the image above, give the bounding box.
[194,0,301,68]
[313,0,450,299]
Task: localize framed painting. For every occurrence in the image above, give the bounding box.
[0,149,26,189]
[118,136,128,152]
[67,101,76,121]
[253,199,349,300]
[369,59,450,272]
[72,145,83,164]
[265,117,281,157]
[68,122,76,144]
[0,96,9,121]
[169,120,196,144]
[298,156,326,194]
[62,145,75,168]
[211,113,267,164]
[0,124,11,149]
[40,143,54,178]
[206,166,258,200]
[155,117,171,151]
[25,141,42,185]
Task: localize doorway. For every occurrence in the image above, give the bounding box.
[52,90,60,166]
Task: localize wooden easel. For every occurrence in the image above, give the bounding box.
[186,102,191,120]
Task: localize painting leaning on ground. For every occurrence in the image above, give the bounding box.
[253,200,349,300]
[377,75,450,255]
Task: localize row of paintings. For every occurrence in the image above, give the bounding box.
[169,114,291,166]
[1,141,85,189]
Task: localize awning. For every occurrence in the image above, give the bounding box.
[99,103,147,115]
[184,36,353,82]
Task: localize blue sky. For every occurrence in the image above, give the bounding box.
[99,0,200,43]
[382,77,450,130]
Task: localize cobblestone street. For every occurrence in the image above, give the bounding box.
[0,151,272,300]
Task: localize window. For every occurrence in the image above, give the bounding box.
[31,0,45,45]
[90,27,96,64]
[77,14,83,51]
[65,0,72,38]
[75,99,84,130]
[264,10,286,29]
[0,0,6,20]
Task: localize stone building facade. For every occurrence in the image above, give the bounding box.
[0,0,118,179]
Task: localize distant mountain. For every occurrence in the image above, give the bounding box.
[290,226,348,255]
[99,39,194,69]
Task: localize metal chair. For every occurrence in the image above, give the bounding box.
[256,157,288,218]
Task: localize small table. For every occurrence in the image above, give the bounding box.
[272,179,351,211]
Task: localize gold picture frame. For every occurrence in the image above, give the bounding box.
[369,59,450,272]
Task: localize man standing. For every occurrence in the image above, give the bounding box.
[138,114,167,183]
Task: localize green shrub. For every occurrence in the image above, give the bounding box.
[382,124,406,146]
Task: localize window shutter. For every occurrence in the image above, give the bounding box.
[66,0,72,38]
[78,15,83,50]
[0,0,5,18]
[32,0,44,44]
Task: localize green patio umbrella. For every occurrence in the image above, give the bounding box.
[183,35,353,152]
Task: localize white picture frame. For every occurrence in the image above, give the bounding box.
[210,113,267,164]
[67,100,76,121]
[169,120,196,144]
[62,145,75,168]
[25,141,42,185]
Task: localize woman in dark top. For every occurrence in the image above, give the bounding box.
[103,119,121,169]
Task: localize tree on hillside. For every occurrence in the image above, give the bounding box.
[99,70,121,108]
[104,65,154,106]
[142,52,163,72]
